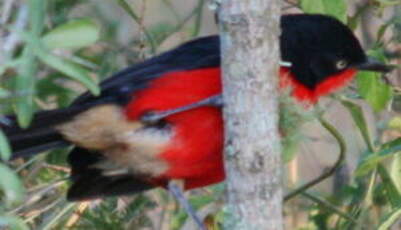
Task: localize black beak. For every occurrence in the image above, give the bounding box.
[356,57,393,73]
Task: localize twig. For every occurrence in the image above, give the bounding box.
[65,202,90,228]
[191,0,205,37]
[1,0,14,24]
[168,181,206,230]
[115,0,157,53]
[2,4,28,55]
[37,202,76,230]
[158,0,207,46]
[9,179,67,214]
[43,163,71,173]
[161,0,180,22]
[284,117,347,201]
[22,197,64,223]
[0,4,28,66]
[301,192,357,224]
[282,0,301,11]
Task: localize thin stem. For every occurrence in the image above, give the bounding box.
[158,1,206,46]
[161,0,180,22]
[37,202,76,230]
[192,0,205,37]
[115,0,157,53]
[301,192,357,224]
[284,117,346,201]
[355,169,378,229]
[168,181,206,230]
[1,0,15,24]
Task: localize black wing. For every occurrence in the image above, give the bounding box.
[5,35,221,158]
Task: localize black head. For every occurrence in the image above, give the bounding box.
[280,14,391,89]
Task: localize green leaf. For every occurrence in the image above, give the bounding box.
[42,19,100,49]
[357,48,393,112]
[0,163,25,206]
[391,152,401,191]
[378,206,401,230]
[356,138,401,176]
[36,50,100,95]
[322,0,347,23]
[356,71,392,112]
[377,23,391,42]
[300,0,347,23]
[37,75,76,107]
[15,48,37,128]
[0,130,11,161]
[300,0,324,14]
[377,164,401,208]
[341,100,373,151]
[0,215,29,230]
[388,117,401,130]
[14,0,47,128]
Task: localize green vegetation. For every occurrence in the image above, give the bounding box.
[1,0,401,229]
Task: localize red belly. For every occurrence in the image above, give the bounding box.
[123,66,357,189]
[124,67,224,189]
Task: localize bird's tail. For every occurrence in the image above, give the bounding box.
[2,105,93,159]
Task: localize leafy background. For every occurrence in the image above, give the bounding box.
[0,0,401,229]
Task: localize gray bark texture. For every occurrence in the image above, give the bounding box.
[218,0,283,229]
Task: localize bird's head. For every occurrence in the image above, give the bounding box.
[280,14,392,91]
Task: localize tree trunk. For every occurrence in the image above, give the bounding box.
[219,0,283,229]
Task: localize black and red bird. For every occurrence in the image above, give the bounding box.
[3,14,391,201]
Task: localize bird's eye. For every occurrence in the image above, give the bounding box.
[336,59,348,70]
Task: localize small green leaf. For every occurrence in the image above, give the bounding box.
[356,138,401,176]
[378,205,401,230]
[0,163,25,206]
[341,100,373,151]
[388,117,401,130]
[0,130,11,161]
[391,152,401,191]
[300,0,325,14]
[355,154,386,177]
[15,48,37,128]
[357,48,393,112]
[377,23,391,42]
[356,71,392,112]
[377,164,401,208]
[42,19,100,49]
[322,0,347,23]
[36,50,100,95]
[301,0,347,23]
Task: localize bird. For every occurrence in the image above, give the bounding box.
[2,14,391,201]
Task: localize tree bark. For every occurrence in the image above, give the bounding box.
[219,0,283,229]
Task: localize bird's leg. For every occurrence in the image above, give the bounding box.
[168,180,206,230]
[141,94,223,124]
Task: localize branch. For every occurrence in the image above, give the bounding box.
[219,0,283,229]
[301,192,357,224]
[284,117,347,201]
[115,0,157,53]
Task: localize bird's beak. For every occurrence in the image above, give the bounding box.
[356,57,393,73]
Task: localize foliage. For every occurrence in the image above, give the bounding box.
[0,0,400,229]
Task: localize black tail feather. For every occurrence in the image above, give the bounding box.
[2,106,84,159]
[3,98,119,159]
[67,171,153,201]
[67,147,153,201]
